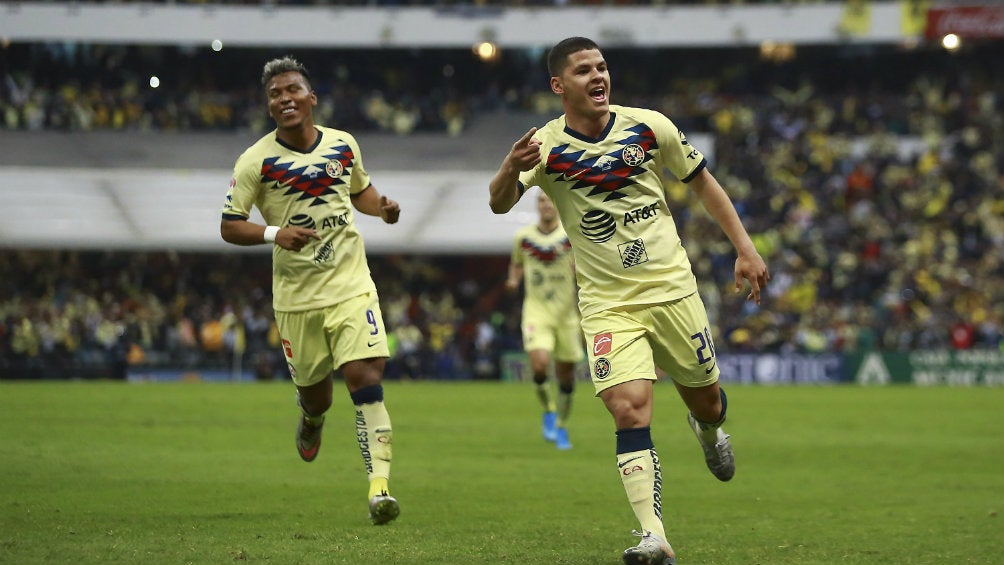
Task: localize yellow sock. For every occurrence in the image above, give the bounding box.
[617,449,666,539]
[356,401,393,492]
[368,477,389,500]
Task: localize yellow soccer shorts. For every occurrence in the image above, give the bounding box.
[521,310,585,364]
[580,292,720,395]
[274,291,390,387]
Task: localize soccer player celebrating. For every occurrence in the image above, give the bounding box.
[505,190,584,450]
[221,56,401,526]
[488,37,769,564]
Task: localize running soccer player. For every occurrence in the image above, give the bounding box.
[488,37,769,564]
[220,56,401,526]
[505,190,583,450]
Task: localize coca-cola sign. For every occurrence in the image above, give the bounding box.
[926,6,1004,39]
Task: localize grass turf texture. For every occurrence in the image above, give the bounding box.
[1,381,1001,564]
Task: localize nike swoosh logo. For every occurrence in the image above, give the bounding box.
[705,361,717,375]
[618,456,643,468]
[367,341,379,347]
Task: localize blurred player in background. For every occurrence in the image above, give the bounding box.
[220,56,402,526]
[489,37,769,564]
[505,189,583,450]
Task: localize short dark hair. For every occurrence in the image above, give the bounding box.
[546,37,600,77]
[261,56,311,87]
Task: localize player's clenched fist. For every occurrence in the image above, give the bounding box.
[508,127,543,172]
[379,195,400,224]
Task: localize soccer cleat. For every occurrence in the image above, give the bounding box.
[368,493,400,525]
[555,427,572,450]
[542,411,558,442]
[687,412,734,481]
[622,530,676,565]
[296,414,324,462]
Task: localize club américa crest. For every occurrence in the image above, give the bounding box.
[593,357,611,380]
[325,159,344,178]
[621,144,645,167]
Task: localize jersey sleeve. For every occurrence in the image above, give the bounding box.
[344,133,372,196]
[517,159,546,196]
[650,110,707,183]
[222,150,261,220]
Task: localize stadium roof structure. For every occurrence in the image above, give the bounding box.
[1,2,920,48]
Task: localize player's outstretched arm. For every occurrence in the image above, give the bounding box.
[688,168,770,304]
[505,262,524,292]
[220,218,319,252]
[489,127,541,214]
[351,185,401,224]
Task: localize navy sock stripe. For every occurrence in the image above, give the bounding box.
[719,387,728,421]
[615,426,653,454]
[559,382,574,394]
[350,384,383,405]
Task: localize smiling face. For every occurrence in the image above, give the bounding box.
[550,48,610,125]
[266,71,317,133]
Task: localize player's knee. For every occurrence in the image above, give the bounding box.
[603,397,649,429]
[299,391,332,417]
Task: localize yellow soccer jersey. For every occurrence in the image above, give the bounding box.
[517,105,706,318]
[223,126,376,312]
[511,223,578,322]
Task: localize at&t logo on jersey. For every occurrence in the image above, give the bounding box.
[580,210,616,243]
[288,214,317,230]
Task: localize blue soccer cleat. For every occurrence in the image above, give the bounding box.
[542,411,558,442]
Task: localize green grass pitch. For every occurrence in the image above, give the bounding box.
[1,380,1001,564]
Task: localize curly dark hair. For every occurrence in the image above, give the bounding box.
[261,56,311,87]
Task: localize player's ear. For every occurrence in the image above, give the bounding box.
[309,90,318,106]
[550,76,563,95]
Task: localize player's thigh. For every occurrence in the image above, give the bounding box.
[330,291,391,370]
[580,308,656,397]
[650,292,720,388]
[274,308,335,387]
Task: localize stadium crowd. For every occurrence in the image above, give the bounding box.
[0,251,522,380]
[1,40,1001,379]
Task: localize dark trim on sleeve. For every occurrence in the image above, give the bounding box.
[222,213,249,221]
[516,181,527,197]
[681,158,707,183]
